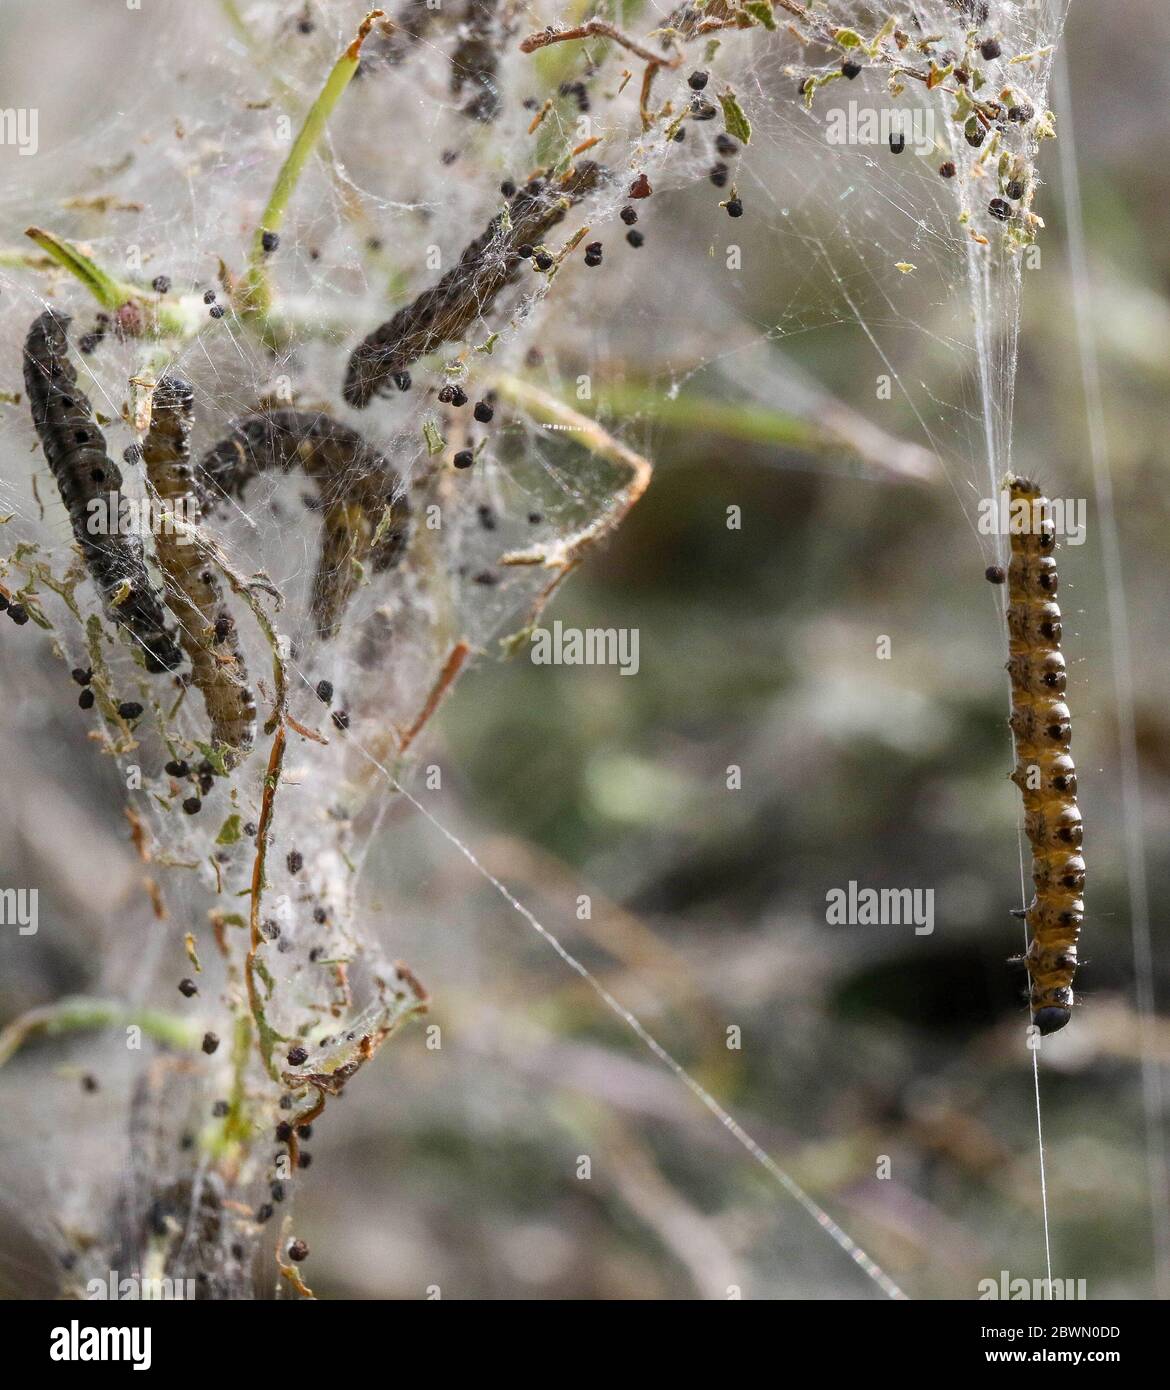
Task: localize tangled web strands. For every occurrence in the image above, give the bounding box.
[0,0,1071,1297]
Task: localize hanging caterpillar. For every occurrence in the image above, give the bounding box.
[343,161,604,408]
[991,475,1084,1035]
[142,375,257,762]
[22,310,183,673]
[197,411,411,639]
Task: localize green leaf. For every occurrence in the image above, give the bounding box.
[24,226,128,310]
[500,625,535,658]
[664,108,689,144]
[834,27,863,48]
[0,996,201,1067]
[194,740,230,776]
[216,813,243,846]
[422,419,445,456]
[718,89,752,146]
[744,2,778,31]
[24,226,194,336]
[372,504,397,549]
[802,70,845,109]
[20,600,52,631]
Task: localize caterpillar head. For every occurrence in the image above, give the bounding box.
[1005,473,1042,499]
[1032,1004,1072,1036]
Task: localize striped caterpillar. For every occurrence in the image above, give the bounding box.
[198,411,411,639]
[142,375,257,762]
[994,475,1084,1035]
[22,310,183,673]
[343,161,604,408]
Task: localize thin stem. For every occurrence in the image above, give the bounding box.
[397,641,471,753]
[519,20,680,69]
[236,9,383,327]
[246,721,287,1082]
[493,375,654,628]
[587,380,935,481]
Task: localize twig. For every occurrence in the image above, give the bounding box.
[492,376,653,625]
[246,721,287,1081]
[527,98,553,134]
[397,640,470,753]
[520,18,681,130]
[519,20,680,70]
[275,1218,315,1299]
[585,380,936,483]
[286,713,328,745]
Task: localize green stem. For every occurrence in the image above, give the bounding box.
[0,996,201,1067]
[25,226,126,308]
[235,9,383,330]
[217,1011,255,1153]
[588,380,935,481]
[590,380,828,451]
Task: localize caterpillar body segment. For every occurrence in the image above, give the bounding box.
[1002,474,1083,1036]
[197,410,410,638]
[143,375,256,763]
[22,311,183,673]
[343,161,604,408]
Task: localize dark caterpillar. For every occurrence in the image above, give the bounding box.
[22,310,182,673]
[143,376,256,761]
[197,411,411,639]
[363,0,510,117]
[450,0,512,122]
[343,161,604,408]
[997,474,1084,1036]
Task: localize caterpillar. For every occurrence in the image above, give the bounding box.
[343,161,604,408]
[197,411,411,639]
[363,1,510,117]
[142,375,257,762]
[994,474,1084,1035]
[450,0,512,122]
[22,310,183,673]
